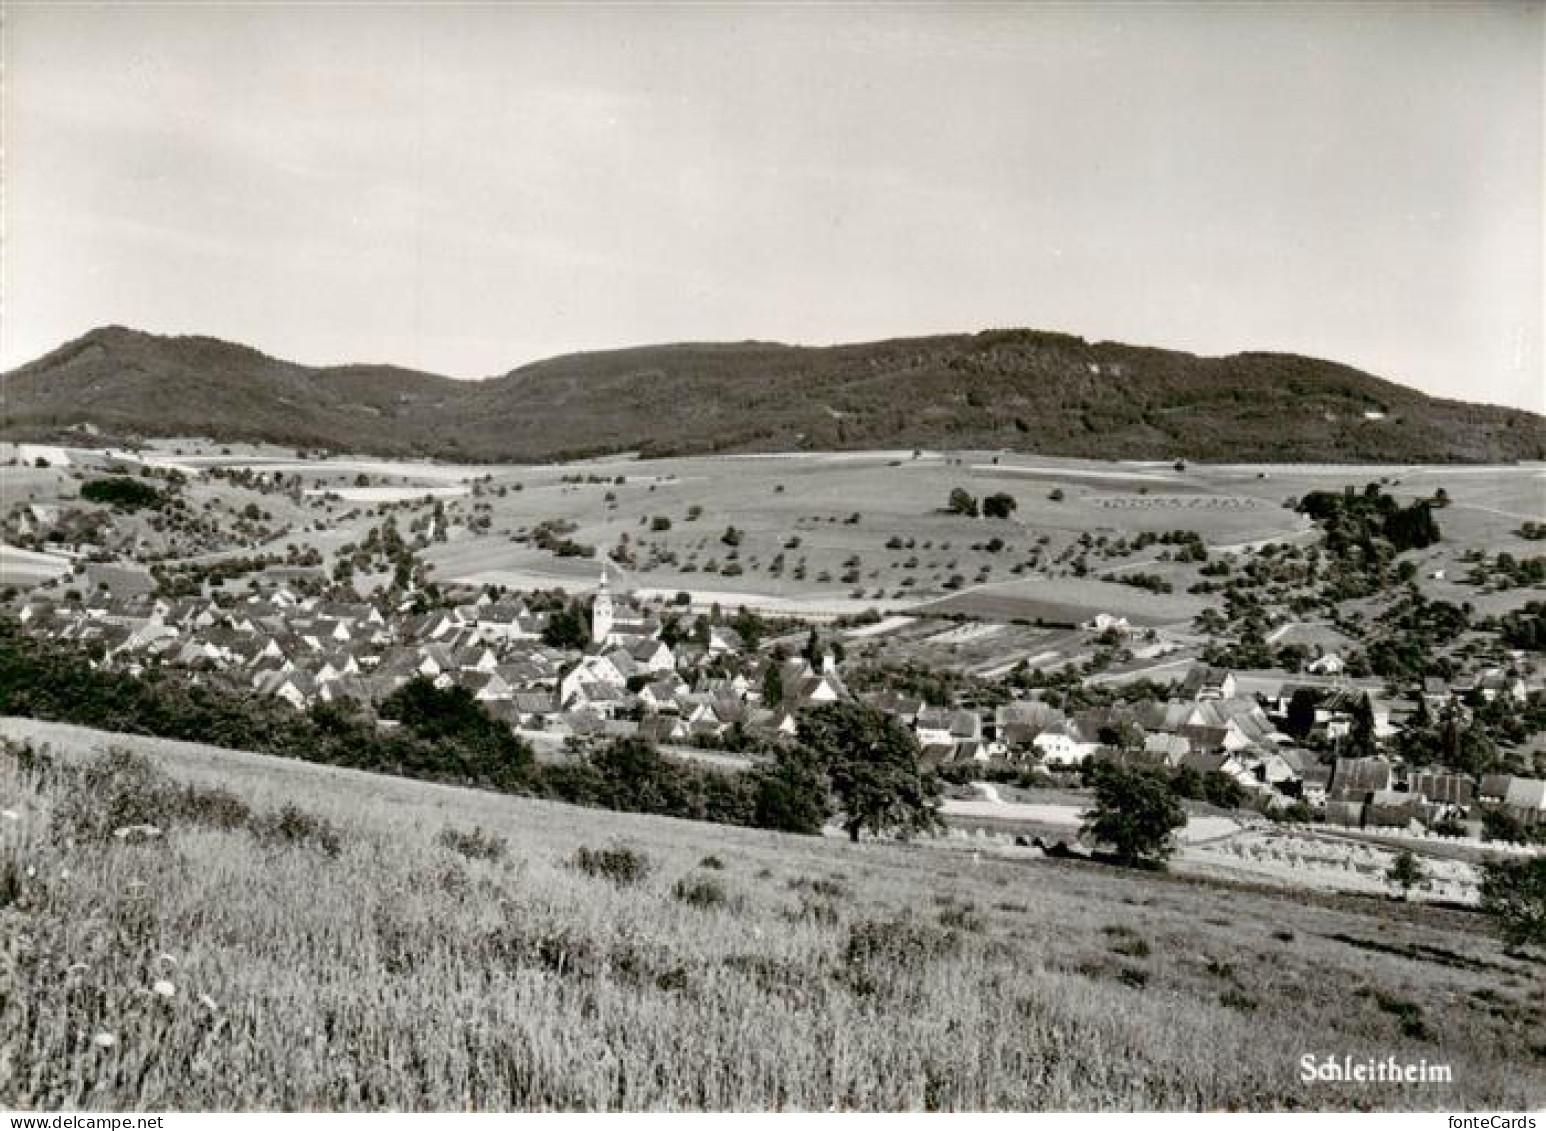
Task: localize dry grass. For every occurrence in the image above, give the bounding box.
[2,727,1543,1112]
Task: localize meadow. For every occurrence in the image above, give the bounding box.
[6,439,1540,633]
[3,721,1543,1112]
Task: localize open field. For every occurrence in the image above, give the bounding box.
[0,545,73,586]
[3,717,1543,1111]
[5,441,1540,626]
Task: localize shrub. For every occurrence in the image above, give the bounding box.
[251,803,343,857]
[844,916,959,970]
[178,782,251,831]
[783,896,841,927]
[572,844,649,885]
[672,876,730,910]
[1373,992,1434,1041]
[789,875,849,900]
[438,825,508,862]
[698,854,725,870]
[1103,924,1151,958]
[1220,988,1258,1012]
[51,748,175,842]
[1479,857,1546,951]
[938,902,986,933]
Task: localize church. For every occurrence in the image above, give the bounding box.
[590,567,654,648]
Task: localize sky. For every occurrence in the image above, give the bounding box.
[3,2,1542,412]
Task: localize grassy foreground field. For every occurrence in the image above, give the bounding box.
[2,719,1543,1111]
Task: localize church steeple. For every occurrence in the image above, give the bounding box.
[591,565,615,644]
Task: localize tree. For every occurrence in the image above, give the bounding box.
[982,492,1018,520]
[802,627,823,667]
[1347,694,1378,758]
[541,603,589,650]
[1482,807,1530,845]
[1096,721,1144,752]
[761,663,783,707]
[1479,857,1546,951]
[80,477,163,511]
[752,748,829,834]
[1201,771,1245,810]
[1385,848,1424,900]
[1080,763,1186,867]
[797,702,941,842]
[946,488,979,517]
[1285,687,1321,740]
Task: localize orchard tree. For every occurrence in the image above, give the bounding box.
[982,492,1018,520]
[946,488,979,518]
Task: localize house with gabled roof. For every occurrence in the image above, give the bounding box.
[1033,722,1099,767]
[1502,777,1546,825]
[449,669,501,701]
[1180,665,1236,702]
[639,678,688,714]
[1329,756,1391,800]
[630,637,675,673]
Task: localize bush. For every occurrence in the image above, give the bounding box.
[251,803,343,857]
[789,875,850,900]
[1479,857,1546,951]
[438,825,509,862]
[844,916,959,971]
[177,782,251,831]
[938,902,985,933]
[1103,924,1151,957]
[672,876,730,910]
[51,748,176,842]
[572,844,650,885]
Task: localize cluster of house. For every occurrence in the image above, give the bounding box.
[11,571,847,748]
[12,574,1543,834]
[867,665,1544,832]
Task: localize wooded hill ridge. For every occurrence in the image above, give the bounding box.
[4,324,1541,463]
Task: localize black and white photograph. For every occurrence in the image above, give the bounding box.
[1,0,1543,1117]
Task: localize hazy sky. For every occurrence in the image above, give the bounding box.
[3,2,1541,411]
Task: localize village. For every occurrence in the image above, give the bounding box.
[9,549,1544,853]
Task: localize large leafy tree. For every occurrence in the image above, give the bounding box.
[797,702,941,842]
[1081,763,1186,867]
[752,748,829,835]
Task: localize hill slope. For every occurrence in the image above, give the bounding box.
[4,325,1542,463]
[4,717,1541,1111]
